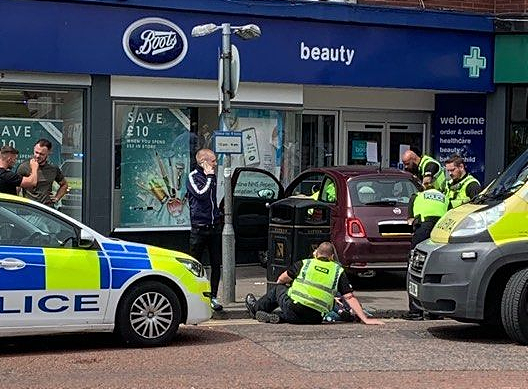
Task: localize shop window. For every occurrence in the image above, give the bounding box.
[0,88,84,221]
[508,87,528,164]
[113,103,299,230]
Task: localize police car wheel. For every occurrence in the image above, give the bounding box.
[116,281,181,347]
[501,268,528,345]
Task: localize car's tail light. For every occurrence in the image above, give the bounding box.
[346,218,366,238]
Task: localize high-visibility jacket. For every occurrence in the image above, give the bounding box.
[418,155,446,192]
[447,173,480,208]
[288,258,343,314]
[310,182,336,203]
[413,188,448,222]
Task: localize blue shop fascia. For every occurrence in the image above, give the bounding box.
[0,0,495,257]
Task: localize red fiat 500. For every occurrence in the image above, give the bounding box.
[231,166,420,275]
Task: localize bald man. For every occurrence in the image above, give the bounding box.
[401,149,446,192]
[186,148,223,311]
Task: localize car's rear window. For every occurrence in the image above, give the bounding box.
[348,178,417,206]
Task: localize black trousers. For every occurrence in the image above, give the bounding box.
[255,284,322,324]
[189,224,222,298]
[408,220,437,313]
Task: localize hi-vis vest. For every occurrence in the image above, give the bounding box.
[418,155,446,192]
[288,258,343,314]
[447,174,480,209]
[413,189,449,222]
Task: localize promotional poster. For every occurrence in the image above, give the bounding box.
[0,118,63,165]
[216,109,284,201]
[119,106,191,229]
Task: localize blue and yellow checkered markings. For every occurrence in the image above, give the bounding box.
[111,269,142,289]
[99,244,153,289]
[0,242,156,292]
[102,242,126,252]
[97,252,110,289]
[124,245,147,254]
[101,242,148,254]
[0,247,45,291]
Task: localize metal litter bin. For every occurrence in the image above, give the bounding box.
[267,197,330,289]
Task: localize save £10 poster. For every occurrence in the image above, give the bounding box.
[119,106,191,229]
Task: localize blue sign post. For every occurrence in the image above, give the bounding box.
[433,94,486,184]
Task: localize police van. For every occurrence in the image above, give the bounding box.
[0,193,211,347]
[409,148,528,344]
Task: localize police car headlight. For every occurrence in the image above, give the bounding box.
[177,257,205,277]
[451,203,505,237]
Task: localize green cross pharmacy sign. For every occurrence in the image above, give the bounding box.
[463,46,486,78]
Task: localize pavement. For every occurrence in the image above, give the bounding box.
[211,265,409,320]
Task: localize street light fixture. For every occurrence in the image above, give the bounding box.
[191,22,261,304]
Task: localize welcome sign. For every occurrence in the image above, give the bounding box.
[433,94,486,184]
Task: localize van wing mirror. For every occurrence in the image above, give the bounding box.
[79,229,95,249]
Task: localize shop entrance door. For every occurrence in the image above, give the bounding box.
[301,112,337,171]
[388,123,425,167]
[344,121,425,168]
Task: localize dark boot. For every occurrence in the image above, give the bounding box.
[245,293,258,319]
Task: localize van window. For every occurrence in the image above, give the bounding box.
[477,148,528,202]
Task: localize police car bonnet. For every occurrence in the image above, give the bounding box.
[122,17,188,70]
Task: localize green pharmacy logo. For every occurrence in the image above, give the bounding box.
[463,46,486,78]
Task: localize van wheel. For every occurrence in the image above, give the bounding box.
[116,281,181,347]
[501,268,528,345]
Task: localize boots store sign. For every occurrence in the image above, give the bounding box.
[0,0,493,91]
[122,18,188,70]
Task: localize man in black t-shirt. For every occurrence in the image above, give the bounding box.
[0,146,38,195]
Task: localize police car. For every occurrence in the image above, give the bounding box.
[0,193,211,347]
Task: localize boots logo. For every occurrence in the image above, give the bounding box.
[122,17,188,70]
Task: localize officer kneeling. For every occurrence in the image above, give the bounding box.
[245,241,384,325]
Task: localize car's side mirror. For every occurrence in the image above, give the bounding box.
[79,229,95,249]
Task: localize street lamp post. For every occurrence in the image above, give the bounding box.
[192,22,261,303]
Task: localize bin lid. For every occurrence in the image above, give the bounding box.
[270,197,330,225]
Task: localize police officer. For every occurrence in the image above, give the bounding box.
[244,241,384,325]
[445,154,481,209]
[310,180,336,202]
[403,182,449,320]
[401,149,446,192]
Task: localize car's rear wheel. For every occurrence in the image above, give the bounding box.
[116,281,181,347]
[501,268,528,345]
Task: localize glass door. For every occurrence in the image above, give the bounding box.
[301,112,337,171]
[344,121,426,168]
[388,123,425,168]
[345,122,384,166]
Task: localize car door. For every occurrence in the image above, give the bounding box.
[231,167,284,253]
[0,200,109,331]
[284,170,341,242]
[284,170,326,198]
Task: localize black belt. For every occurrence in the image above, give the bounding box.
[422,216,441,223]
[192,223,219,230]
